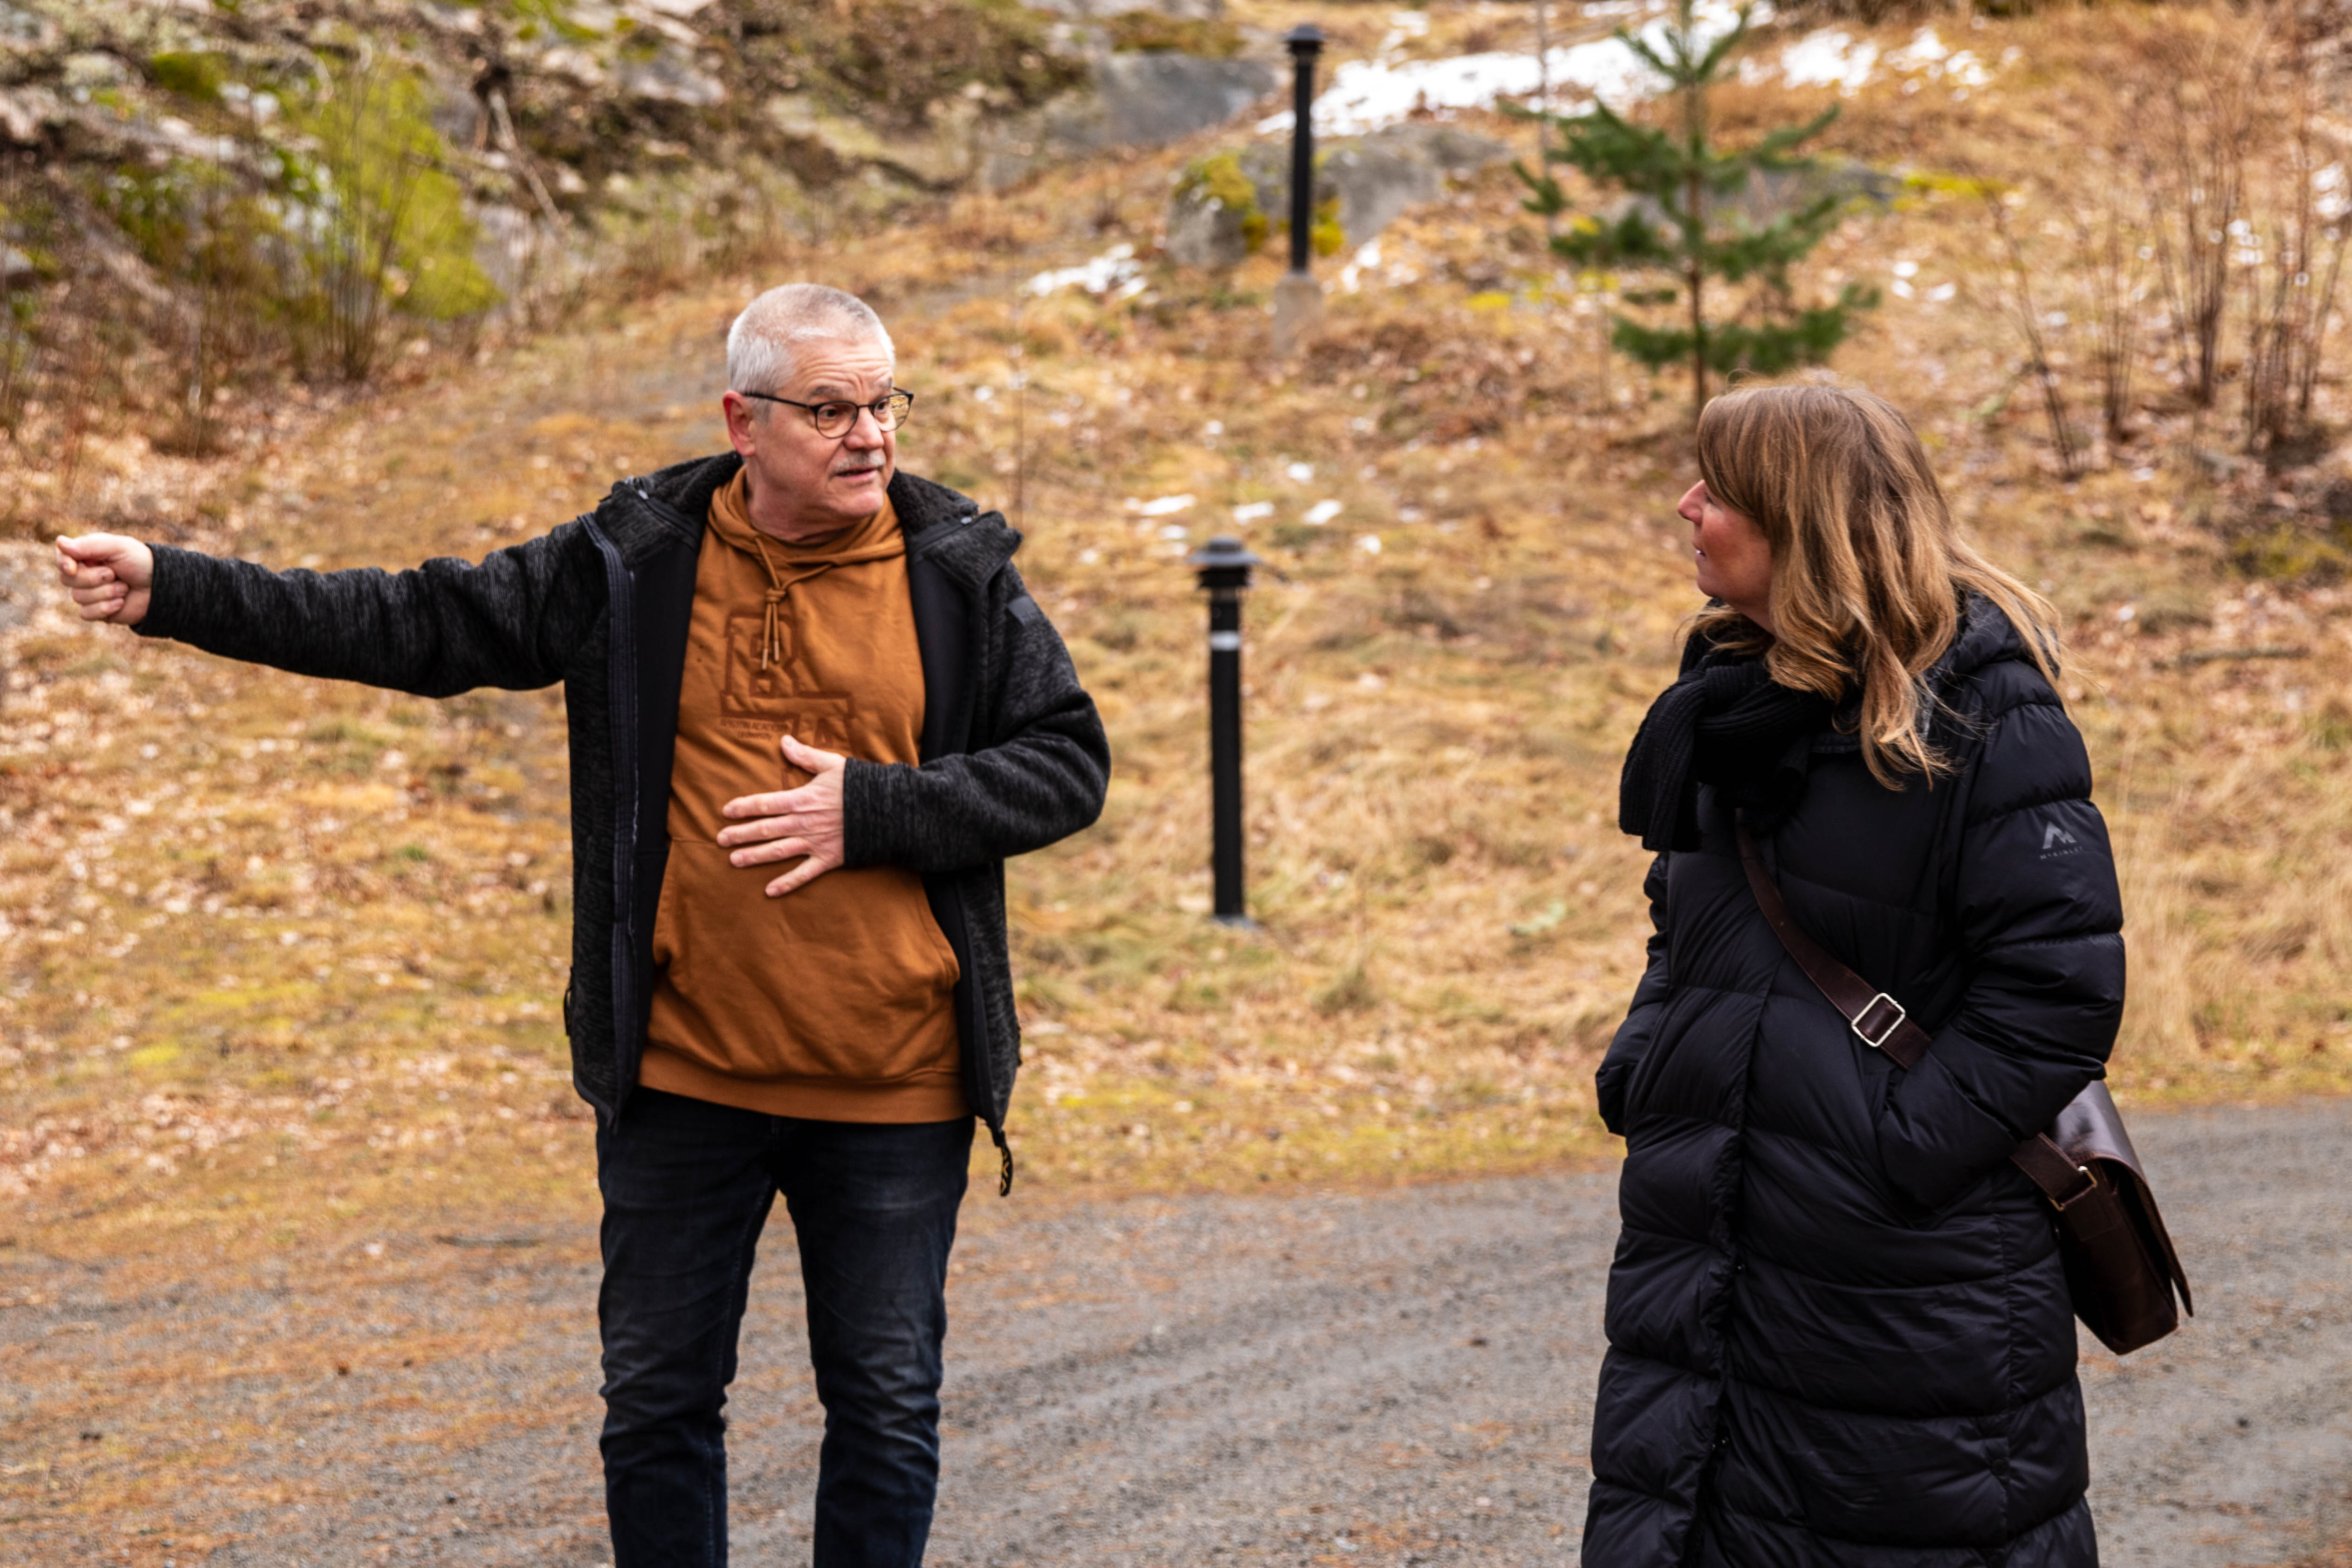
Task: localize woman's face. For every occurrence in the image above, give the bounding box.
[1678,479,1775,632]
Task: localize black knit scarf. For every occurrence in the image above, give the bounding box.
[1618,643,1837,852]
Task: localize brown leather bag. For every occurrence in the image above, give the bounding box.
[1734,814,2194,1355]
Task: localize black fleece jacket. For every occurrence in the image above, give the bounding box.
[136,454,1110,1185]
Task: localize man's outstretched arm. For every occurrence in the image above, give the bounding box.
[55,527,598,697]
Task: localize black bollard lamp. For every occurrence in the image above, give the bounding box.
[1188,536,1261,925]
[1284,25,1326,275]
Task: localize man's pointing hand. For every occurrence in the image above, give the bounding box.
[55,534,154,627]
[717,734,848,898]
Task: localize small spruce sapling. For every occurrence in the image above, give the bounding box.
[1515,0,1876,420]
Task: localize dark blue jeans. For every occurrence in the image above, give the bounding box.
[596,1088,973,1568]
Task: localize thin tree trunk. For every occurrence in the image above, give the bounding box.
[1684,59,1707,421]
[1535,0,1555,241]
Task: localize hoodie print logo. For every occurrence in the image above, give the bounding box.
[2040,820,2082,858]
[720,614,855,752]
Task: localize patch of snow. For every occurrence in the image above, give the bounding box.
[1885,27,1992,86]
[1259,0,1752,137]
[1026,243,1142,298]
[1760,23,1995,94]
[2317,164,2349,222]
[1774,29,1877,93]
[1305,500,1344,526]
[1139,494,1196,517]
[1233,501,1275,523]
[1355,534,1383,555]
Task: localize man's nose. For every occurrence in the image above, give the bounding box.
[843,407,886,447]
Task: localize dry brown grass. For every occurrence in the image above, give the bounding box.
[7,0,2352,1546]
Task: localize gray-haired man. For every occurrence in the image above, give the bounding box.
[56,284,1110,1566]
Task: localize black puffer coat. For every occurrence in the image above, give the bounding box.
[1586,597,2125,1566]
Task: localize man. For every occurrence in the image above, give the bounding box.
[55,284,1111,1567]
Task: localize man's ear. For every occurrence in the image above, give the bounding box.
[722,392,761,459]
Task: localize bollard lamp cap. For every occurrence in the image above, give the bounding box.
[1188,535,1261,591]
[1285,22,1325,55]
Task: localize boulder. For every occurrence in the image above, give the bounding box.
[62,52,131,93]
[985,49,1277,188]
[1610,159,1901,236]
[1722,159,1900,225]
[0,3,57,51]
[1165,150,1265,268]
[1313,141,1441,246]
[1163,124,1509,269]
[615,46,724,107]
[1096,51,1273,147]
[0,85,60,145]
[764,92,973,189]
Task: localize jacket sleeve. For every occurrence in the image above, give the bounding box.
[1596,852,1672,1136]
[134,524,599,696]
[1875,694,2124,1208]
[838,574,1111,873]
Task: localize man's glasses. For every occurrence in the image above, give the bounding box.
[737,389,915,439]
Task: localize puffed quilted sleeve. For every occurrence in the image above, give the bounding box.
[1596,851,1674,1137]
[1875,690,2124,1207]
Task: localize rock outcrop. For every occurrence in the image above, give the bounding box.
[1166,123,1512,271]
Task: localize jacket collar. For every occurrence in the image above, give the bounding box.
[889,468,1021,589]
[598,454,1019,588]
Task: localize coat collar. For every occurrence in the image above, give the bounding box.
[596,454,1019,589]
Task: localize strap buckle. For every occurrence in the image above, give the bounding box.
[2047,1162,2100,1211]
[1852,993,1908,1051]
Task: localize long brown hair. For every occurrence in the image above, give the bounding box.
[1692,384,2062,786]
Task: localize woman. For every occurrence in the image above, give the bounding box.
[1587,384,2123,1566]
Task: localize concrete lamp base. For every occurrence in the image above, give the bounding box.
[1272,270,1325,355]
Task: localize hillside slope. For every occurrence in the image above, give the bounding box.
[3,0,2349,1253]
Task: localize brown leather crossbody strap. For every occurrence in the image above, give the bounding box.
[1732,812,2109,1212]
[2010,1131,2101,1210]
[1733,813,1934,1070]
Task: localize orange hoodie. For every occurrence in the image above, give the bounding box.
[636,470,966,1121]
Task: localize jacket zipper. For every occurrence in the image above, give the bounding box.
[584,516,640,1122]
[909,501,1011,1190]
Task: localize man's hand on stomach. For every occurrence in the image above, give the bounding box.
[717,733,848,897]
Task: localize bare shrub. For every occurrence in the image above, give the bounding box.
[2239,19,2350,454]
[2074,152,2148,448]
[1960,179,2084,479]
[1953,5,2351,465]
[2130,13,2267,412]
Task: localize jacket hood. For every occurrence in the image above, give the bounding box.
[1939,589,2044,681]
[640,449,743,517]
[621,454,1018,588]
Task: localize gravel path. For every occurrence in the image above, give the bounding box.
[7,1100,2350,1566]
